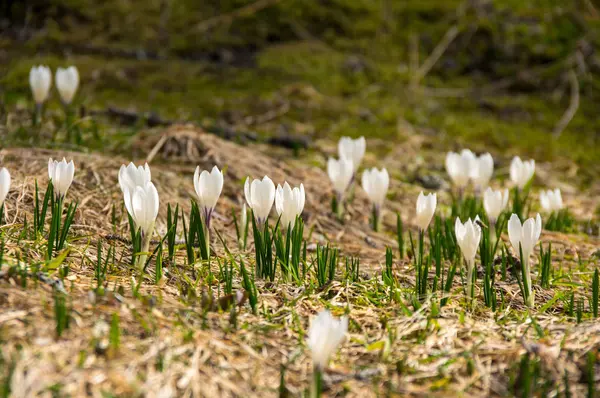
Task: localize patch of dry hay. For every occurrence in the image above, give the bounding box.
[1,126,599,397]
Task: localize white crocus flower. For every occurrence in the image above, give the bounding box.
[361,167,389,210]
[445,149,475,189]
[29,65,52,105]
[510,156,535,189]
[508,213,542,307]
[118,162,151,194]
[338,136,366,174]
[307,310,348,370]
[48,158,75,199]
[55,66,80,105]
[539,189,563,212]
[193,165,224,228]
[327,157,354,196]
[275,182,305,231]
[471,153,494,190]
[455,217,482,299]
[327,156,354,219]
[124,181,160,271]
[361,167,389,231]
[415,192,436,231]
[0,168,11,208]
[124,181,160,238]
[483,187,509,224]
[244,176,276,225]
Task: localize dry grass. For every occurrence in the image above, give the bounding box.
[1,125,599,397]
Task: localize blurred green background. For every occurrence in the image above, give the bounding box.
[1,0,599,181]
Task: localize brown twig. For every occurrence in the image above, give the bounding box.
[195,0,282,32]
[410,25,460,88]
[553,70,580,139]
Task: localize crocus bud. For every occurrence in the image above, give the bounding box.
[119,162,151,194]
[327,157,354,196]
[0,168,11,207]
[471,153,494,190]
[539,189,563,212]
[445,149,475,189]
[29,65,52,105]
[415,191,436,231]
[455,217,482,299]
[361,167,389,210]
[510,156,535,189]
[193,165,224,225]
[275,182,305,230]
[508,213,542,307]
[124,181,159,237]
[48,158,75,199]
[508,213,542,261]
[455,217,482,263]
[307,310,348,370]
[55,66,80,105]
[483,187,509,222]
[244,176,276,224]
[338,136,366,174]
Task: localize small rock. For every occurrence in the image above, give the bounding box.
[414,174,444,190]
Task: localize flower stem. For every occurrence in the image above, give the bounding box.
[371,204,379,232]
[466,258,475,304]
[136,229,152,280]
[489,219,497,254]
[335,193,343,221]
[524,252,534,307]
[34,103,42,126]
[311,366,322,398]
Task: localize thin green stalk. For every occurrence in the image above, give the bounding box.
[370,205,379,232]
[592,269,599,318]
[166,203,179,261]
[136,228,153,276]
[311,366,322,398]
[396,212,404,259]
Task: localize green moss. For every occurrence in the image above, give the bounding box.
[1,0,599,181]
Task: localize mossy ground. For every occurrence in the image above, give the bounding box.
[2,1,600,172]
